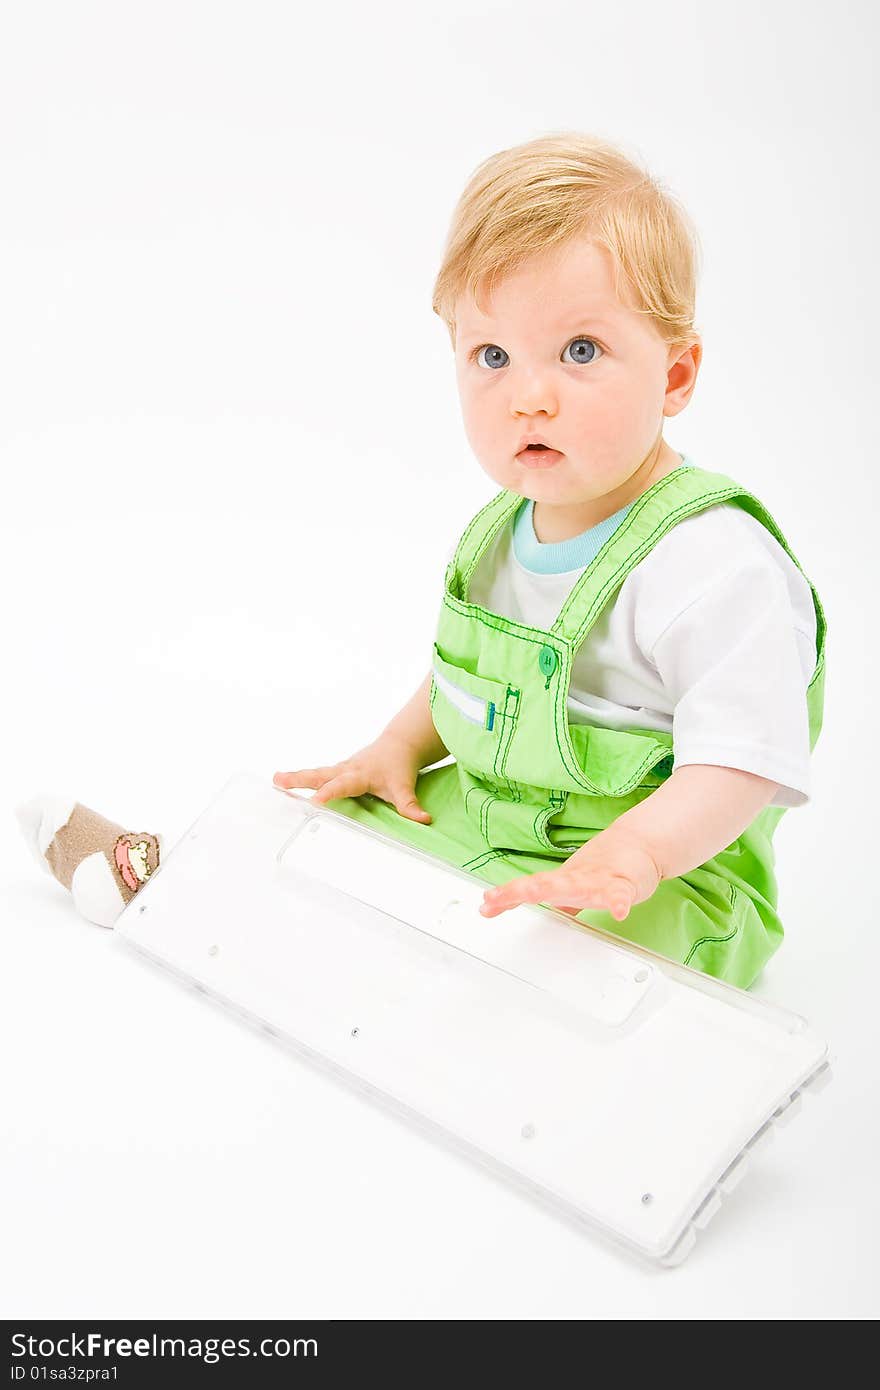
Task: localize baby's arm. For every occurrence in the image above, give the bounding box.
[381,671,450,770]
[600,763,779,882]
[479,765,778,920]
[274,671,449,821]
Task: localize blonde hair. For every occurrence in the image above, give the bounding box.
[432,132,701,352]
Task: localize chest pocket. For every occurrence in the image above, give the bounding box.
[429,644,520,780]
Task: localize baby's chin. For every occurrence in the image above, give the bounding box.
[479,456,611,502]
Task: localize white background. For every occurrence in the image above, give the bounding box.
[1,0,877,1320]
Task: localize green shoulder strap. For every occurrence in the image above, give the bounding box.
[445,489,523,602]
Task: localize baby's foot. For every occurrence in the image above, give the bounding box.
[16,795,162,928]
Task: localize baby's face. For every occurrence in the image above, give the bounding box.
[453,237,692,506]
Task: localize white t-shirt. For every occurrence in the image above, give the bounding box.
[463,482,819,810]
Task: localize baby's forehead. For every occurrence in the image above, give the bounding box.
[454,284,631,342]
[454,238,638,339]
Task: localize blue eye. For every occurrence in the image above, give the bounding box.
[563,337,602,365]
[475,344,510,369]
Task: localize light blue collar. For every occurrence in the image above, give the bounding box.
[513,453,691,575]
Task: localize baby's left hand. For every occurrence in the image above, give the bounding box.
[478,833,662,922]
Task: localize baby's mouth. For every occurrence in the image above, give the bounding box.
[516,443,565,465]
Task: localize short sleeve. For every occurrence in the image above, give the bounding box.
[649,557,814,809]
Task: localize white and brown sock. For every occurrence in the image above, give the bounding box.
[17,796,163,928]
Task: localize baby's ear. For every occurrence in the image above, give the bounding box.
[663,341,702,417]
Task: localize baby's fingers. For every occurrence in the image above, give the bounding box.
[273,766,341,790]
[480,870,634,921]
[386,782,432,824]
[553,874,634,920]
[479,870,561,917]
[310,771,369,805]
[545,875,634,921]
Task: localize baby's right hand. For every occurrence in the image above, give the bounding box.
[273,733,433,824]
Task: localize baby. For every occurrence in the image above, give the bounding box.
[18,133,825,991]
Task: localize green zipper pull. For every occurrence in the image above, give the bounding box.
[538,645,558,690]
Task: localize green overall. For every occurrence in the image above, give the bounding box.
[330,464,826,990]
